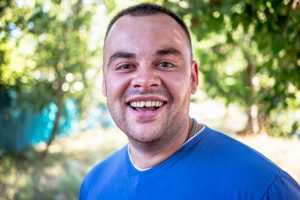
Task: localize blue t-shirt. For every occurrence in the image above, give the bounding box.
[79,126,300,200]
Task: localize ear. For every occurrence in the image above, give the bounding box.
[102,76,107,97]
[191,60,199,94]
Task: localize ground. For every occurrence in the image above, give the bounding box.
[0,126,299,200]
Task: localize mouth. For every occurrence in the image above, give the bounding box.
[127,100,167,111]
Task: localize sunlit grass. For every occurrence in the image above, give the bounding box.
[0,127,127,200]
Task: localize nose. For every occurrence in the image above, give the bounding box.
[131,68,161,91]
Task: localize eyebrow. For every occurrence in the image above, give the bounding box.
[155,47,183,57]
[107,51,136,67]
[106,47,184,67]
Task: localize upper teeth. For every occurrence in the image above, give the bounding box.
[130,101,163,108]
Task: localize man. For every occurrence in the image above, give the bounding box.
[80,3,300,199]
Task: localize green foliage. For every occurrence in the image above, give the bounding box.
[0,0,100,117]
[269,109,299,137]
[0,0,21,80]
[164,0,300,135]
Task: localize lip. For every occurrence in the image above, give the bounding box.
[128,105,165,122]
[125,95,168,122]
[125,94,168,103]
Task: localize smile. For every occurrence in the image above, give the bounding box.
[128,101,165,111]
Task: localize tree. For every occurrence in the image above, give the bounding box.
[164,0,300,135]
[0,0,29,96]
[29,0,97,151]
[0,0,100,152]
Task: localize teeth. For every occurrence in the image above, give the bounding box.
[130,101,163,108]
[138,101,145,107]
[146,101,151,107]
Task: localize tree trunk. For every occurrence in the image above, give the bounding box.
[259,113,269,135]
[240,50,260,134]
[43,99,62,156]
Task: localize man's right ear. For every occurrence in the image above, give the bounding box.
[102,77,107,97]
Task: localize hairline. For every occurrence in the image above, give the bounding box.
[104,4,191,42]
[103,4,193,62]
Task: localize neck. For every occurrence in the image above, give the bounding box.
[128,118,193,169]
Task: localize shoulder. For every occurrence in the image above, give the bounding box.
[183,126,298,198]
[194,127,280,173]
[262,170,300,199]
[193,127,277,167]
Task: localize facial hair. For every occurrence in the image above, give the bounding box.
[107,85,191,151]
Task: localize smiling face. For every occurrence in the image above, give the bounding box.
[103,14,198,149]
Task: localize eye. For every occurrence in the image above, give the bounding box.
[116,64,135,71]
[158,61,174,69]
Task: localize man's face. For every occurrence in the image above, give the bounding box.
[103,14,198,147]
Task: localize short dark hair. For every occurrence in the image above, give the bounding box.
[104,3,191,48]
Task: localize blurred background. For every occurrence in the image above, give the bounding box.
[0,0,299,199]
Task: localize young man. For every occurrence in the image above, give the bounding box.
[80,3,300,199]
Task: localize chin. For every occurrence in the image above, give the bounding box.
[125,127,163,143]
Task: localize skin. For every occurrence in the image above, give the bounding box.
[102,14,199,169]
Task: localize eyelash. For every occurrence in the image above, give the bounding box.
[114,61,175,71]
[115,64,135,71]
[157,61,174,69]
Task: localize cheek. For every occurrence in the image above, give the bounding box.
[162,72,190,100]
[105,74,130,101]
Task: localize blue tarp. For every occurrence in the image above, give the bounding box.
[0,88,116,153]
[0,99,79,152]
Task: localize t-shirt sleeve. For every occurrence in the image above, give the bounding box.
[78,177,88,200]
[262,170,300,200]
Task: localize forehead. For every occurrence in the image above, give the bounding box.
[104,14,190,61]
